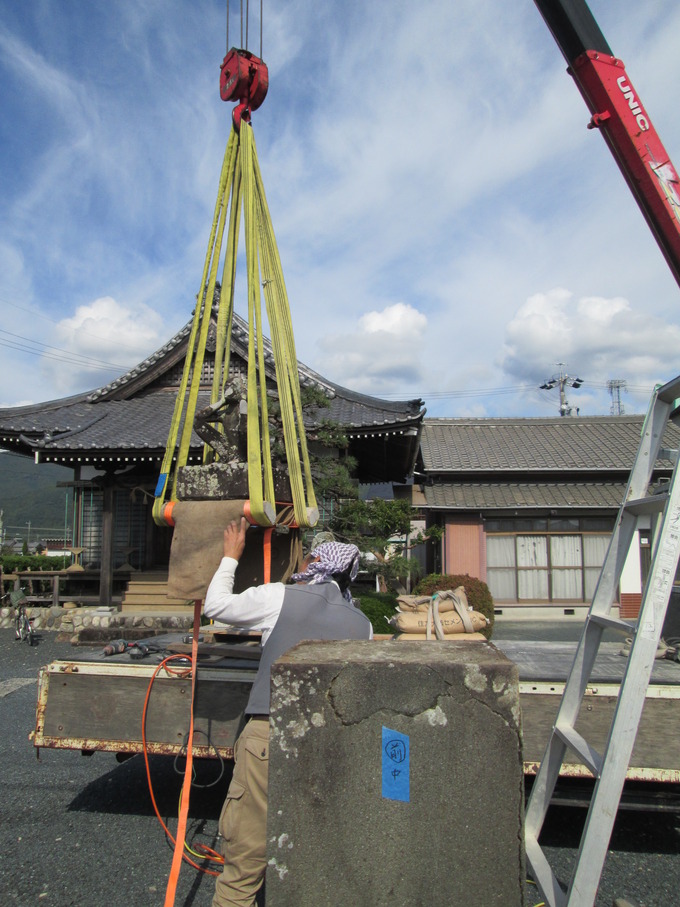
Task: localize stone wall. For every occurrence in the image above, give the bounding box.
[0,605,194,634]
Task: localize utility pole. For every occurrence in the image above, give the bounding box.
[539,363,584,417]
[607,379,627,415]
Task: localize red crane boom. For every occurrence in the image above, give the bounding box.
[534,0,680,287]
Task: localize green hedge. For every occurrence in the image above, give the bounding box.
[0,554,71,572]
[413,573,495,639]
[356,591,399,635]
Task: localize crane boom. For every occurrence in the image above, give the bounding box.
[534,0,680,288]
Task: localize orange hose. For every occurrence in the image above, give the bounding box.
[141,620,224,882]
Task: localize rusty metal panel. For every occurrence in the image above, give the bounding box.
[519,681,680,782]
[34,659,680,785]
[34,660,254,758]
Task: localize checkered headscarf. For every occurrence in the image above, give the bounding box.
[291,541,361,601]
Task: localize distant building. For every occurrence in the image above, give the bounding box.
[398,415,680,617]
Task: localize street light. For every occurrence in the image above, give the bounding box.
[539,365,584,416]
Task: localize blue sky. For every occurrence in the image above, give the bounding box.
[2,0,680,418]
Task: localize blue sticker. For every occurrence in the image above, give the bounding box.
[154,473,168,498]
[382,726,410,802]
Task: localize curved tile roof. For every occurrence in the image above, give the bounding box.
[0,307,424,481]
[420,416,680,473]
[423,482,628,510]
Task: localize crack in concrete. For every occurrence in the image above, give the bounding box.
[326,663,455,725]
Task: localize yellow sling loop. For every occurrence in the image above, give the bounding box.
[153,123,318,529]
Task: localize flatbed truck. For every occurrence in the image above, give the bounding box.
[32,631,680,790]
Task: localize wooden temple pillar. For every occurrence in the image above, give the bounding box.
[99,480,114,607]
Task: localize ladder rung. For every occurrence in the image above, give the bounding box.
[589,613,635,633]
[554,723,603,777]
[525,835,567,907]
[623,494,667,515]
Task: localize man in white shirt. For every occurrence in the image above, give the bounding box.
[205,518,372,907]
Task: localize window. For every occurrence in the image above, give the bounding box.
[550,535,583,600]
[486,536,516,599]
[517,535,549,600]
[485,517,614,603]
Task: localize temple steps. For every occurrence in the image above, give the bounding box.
[120,572,193,613]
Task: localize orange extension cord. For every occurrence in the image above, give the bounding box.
[140,600,224,906]
[147,535,273,903]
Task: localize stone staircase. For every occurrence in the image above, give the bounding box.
[120,571,193,613]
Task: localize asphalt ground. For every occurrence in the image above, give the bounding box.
[492,615,631,645]
[0,625,678,907]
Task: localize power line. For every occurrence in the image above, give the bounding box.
[378,384,536,400]
[0,329,127,370]
[377,380,658,403]
[0,296,155,357]
[0,336,125,371]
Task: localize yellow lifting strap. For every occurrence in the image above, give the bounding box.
[152,123,318,530]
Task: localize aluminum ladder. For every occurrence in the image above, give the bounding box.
[524,374,680,907]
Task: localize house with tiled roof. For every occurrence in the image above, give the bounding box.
[402,414,680,617]
[0,307,424,604]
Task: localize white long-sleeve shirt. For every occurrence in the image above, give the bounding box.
[204,557,285,645]
[204,557,373,644]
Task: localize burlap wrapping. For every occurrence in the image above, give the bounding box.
[396,586,469,613]
[167,500,302,600]
[389,609,488,635]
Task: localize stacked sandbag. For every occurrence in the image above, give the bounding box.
[389,586,489,640]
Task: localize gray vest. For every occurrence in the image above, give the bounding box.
[245,582,372,716]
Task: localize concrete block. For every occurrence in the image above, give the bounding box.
[266,639,525,907]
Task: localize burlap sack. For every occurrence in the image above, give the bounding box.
[396,586,469,613]
[389,609,488,635]
[166,500,302,600]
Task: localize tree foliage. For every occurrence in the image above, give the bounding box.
[355,591,399,634]
[0,454,72,532]
[0,554,71,572]
[329,497,439,590]
[330,498,414,553]
[269,385,359,505]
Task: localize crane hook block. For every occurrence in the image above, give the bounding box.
[220,47,269,129]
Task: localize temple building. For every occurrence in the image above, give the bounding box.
[0,307,424,605]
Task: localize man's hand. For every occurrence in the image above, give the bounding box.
[223,517,248,561]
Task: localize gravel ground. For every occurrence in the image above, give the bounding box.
[1,626,678,907]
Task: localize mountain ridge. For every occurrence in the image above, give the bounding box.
[0,452,73,543]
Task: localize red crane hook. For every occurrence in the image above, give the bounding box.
[220,47,269,130]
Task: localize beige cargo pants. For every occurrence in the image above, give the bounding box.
[212,717,269,907]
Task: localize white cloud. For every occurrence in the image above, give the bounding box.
[57,297,161,356]
[319,303,428,395]
[35,296,165,395]
[500,288,679,412]
[2,0,680,420]
[359,303,427,337]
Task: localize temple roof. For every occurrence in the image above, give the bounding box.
[0,311,424,483]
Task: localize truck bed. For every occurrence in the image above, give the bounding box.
[494,640,680,782]
[33,635,680,782]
